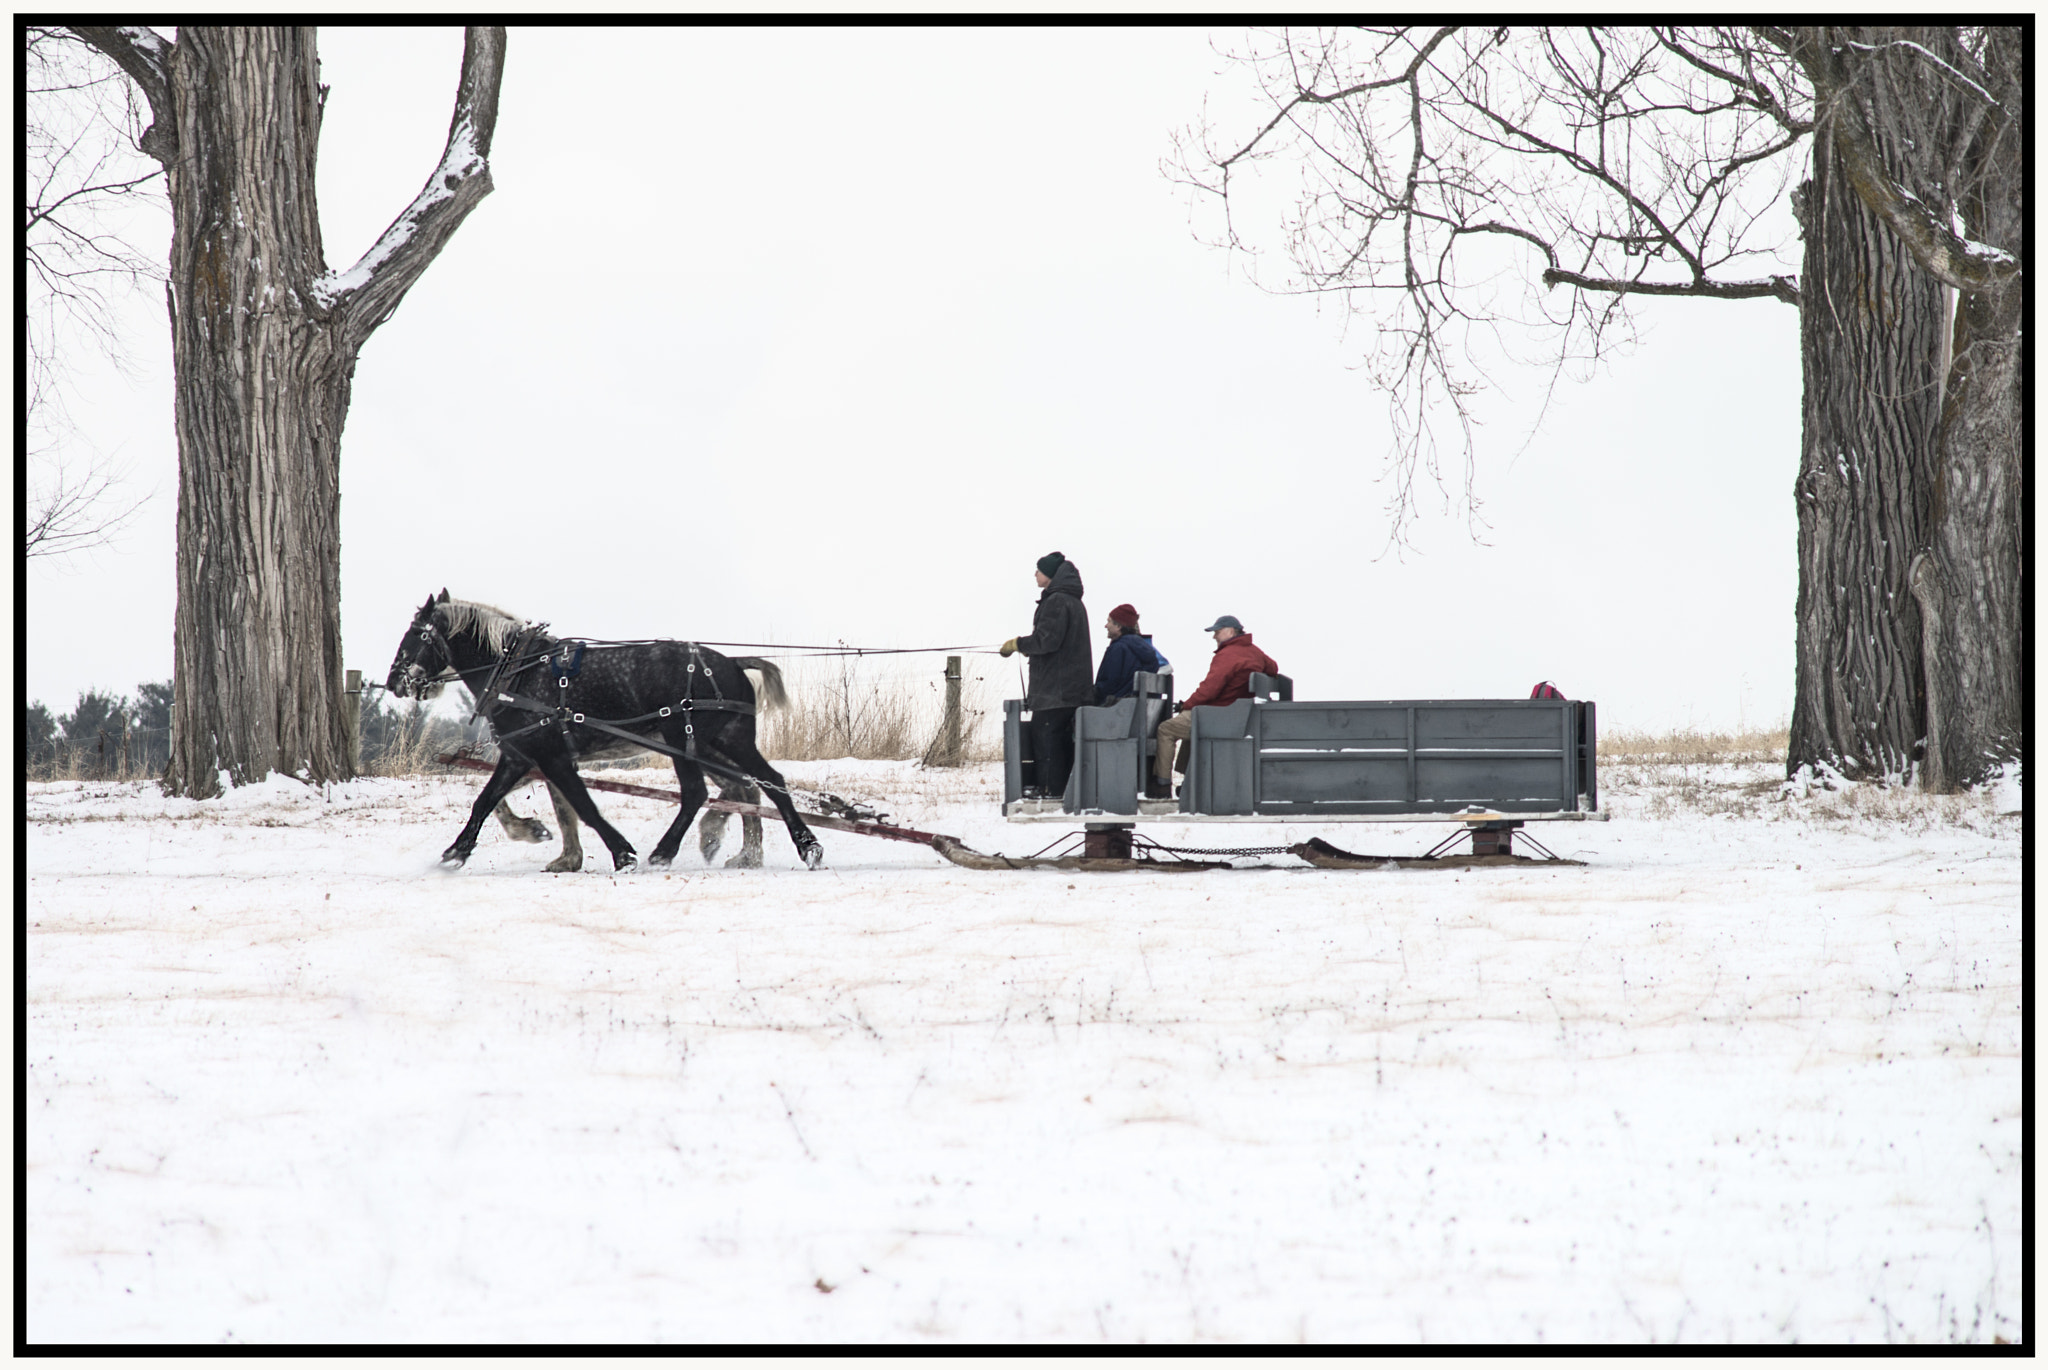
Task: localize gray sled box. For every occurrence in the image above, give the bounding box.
[1030,676,1597,818]
[1183,695,1596,817]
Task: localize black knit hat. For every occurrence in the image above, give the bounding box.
[1036,551,1066,577]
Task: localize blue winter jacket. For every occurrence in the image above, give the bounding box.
[1094,633,1169,705]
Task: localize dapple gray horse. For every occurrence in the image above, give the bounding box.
[399,600,777,871]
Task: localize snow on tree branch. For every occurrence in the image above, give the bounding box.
[1771,25,2021,297]
[311,26,507,348]
[1541,267,1800,305]
[67,25,174,161]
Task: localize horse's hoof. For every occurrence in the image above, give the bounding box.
[440,849,469,868]
[725,849,764,869]
[529,823,554,843]
[647,852,674,870]
[545,855,583,873]
[614,851,638,871]
[801,842,825,870]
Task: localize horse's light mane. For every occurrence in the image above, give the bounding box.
[438,598,524,653]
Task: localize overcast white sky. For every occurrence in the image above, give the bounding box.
[26,25,1805,736]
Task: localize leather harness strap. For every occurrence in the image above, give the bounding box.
[475,637,765,789]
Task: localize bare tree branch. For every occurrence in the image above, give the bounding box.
[68,25,174,161]
[27,25,169,562]
[26,451,150,562]
[1770,25,2020,295]
[1542,265,1799,304]
[1170,26,1810,546]
[312,25,507,350]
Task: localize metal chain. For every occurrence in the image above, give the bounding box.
[1130,834,1295,858]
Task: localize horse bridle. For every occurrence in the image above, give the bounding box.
[400,615,458,698]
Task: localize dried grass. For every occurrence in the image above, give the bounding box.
[24,752,149,784]
[1598,724,1790,768]
[564,656,1007,772]
[756,657,1004,764]
[357,707,470,778]
[1596,722,2019,832]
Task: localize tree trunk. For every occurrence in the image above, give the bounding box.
[1911,33,2025,791]
[73,24,505,798]
[1911,284,2023,790]
[1786,130,1946,781]
[162,29,354,795]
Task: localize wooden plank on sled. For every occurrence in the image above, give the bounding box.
[1288,837,1584,870]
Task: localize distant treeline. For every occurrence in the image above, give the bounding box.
[25,681,483,781]
[26,682,174,778]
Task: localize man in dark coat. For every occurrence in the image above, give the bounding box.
[1000,551,1092,797]
[1094,602,1169,705]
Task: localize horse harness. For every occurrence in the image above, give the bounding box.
[459,624,765,790]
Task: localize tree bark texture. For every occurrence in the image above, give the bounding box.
[1909,31,2025,791]
[73,25,505,797]
[1786,126,1945,781]
[1786,25,2025,790]
[162,28,352,795]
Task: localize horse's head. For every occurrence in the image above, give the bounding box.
[386,589,456,700]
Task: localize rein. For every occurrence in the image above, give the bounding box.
[531,636,1005,659]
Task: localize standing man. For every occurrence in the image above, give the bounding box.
[1095,603,1170,705]
[1000,551,1093,798]
[1151,614,1277,796]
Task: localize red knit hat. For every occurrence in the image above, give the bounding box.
[1108,603,1140,629]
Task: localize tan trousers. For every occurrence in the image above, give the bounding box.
[1154,710,1195,783]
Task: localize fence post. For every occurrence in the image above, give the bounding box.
[938,655,963,766]
[344,669,363,774]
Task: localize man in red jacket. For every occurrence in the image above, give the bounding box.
[1151,615,1278,793]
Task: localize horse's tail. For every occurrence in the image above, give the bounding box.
[732,657,787,713]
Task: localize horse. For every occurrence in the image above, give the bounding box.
[384,590,823,871]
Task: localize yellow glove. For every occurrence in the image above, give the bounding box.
[1000,638,1018,657]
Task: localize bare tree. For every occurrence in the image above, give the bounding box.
[1173,25,2020,789]
[72,25,507,795]
[24,446,147,561]
[1772,27,2023,793]
[25,25,164,561]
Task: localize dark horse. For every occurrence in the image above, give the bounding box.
[384,591,823,871]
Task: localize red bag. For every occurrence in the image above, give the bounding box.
[1530,681,1565,700]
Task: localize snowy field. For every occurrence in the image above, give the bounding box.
[26,757,2022,1345]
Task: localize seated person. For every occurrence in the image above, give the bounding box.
[1094,603,1169,705]
[1152,615,1277,794]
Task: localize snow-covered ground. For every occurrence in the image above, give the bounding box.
[27,758,2021,1344]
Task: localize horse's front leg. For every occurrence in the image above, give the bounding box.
[444,754,535,866]
[534,752,638,870]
